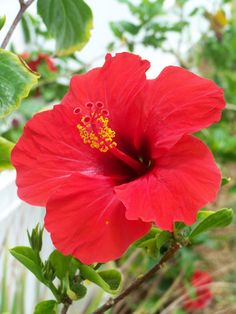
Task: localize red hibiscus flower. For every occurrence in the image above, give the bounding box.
[21,52,57,72]
[183,270,213,311]
[11,53,225,264]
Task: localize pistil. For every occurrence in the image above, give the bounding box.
[110,146,146,174]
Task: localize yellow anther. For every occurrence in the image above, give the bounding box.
[77,111,117,153]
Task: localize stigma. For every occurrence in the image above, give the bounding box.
[76,101,117,153]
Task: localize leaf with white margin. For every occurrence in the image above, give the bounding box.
[0,49,39,118]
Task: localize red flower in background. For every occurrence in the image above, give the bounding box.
[21,52,57,72]
[11,53,225,264]
[183,270,213,311]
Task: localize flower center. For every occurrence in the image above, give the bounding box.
[76,101,117,153]
[75,101,147,175]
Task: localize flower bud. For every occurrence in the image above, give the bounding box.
[27,224,44,253]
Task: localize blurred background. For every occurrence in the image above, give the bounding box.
[0,0,236,313]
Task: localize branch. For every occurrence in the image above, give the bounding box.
[61,297,72,314]
[61,303,70,314]
[1,0,35,49]
[92,241,181,314]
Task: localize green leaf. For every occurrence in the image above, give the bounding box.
[0,137,14,170]
[127,42,134,52]
[189,208,233,239]
[78,263,122,294]
[49,250,71,280]
[0,49,39,118]
[146,231,171,258]
[221,177,231,186]
[119,21,140,35]
[37,0,93,56]
[109,22,123,39]
[196,209,214,220]
[98,270,122,291]
[134,226,160,248]
[156,231,171,253]
[174,222,186,231]
[34,300,57,314]
[173,308,186,314]
[229,184,236,193]
[0,15,6,31]
[134,227,171,258]
[189,7,200,16]
[67,283,87,300]
[10,246,44,282]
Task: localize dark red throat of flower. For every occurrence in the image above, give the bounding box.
[75,101,147,175]
[109,146,146,174]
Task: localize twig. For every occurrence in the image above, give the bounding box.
[92,241,181,314]
[1,0,35,49]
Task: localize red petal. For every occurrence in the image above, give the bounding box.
[184,289,212,311]
[11,105,131,206]
[62,52,150,151]
[45,174,151,264]
[63,52,149,110]
[115,135,221,231]
[192,270,212,287]
[144,66,225,156]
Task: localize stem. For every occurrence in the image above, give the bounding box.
[1,0,35,49]
[47,282,61,302]
[61,296,72,314]
[93,242,181,314]
[61,302,71,314]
